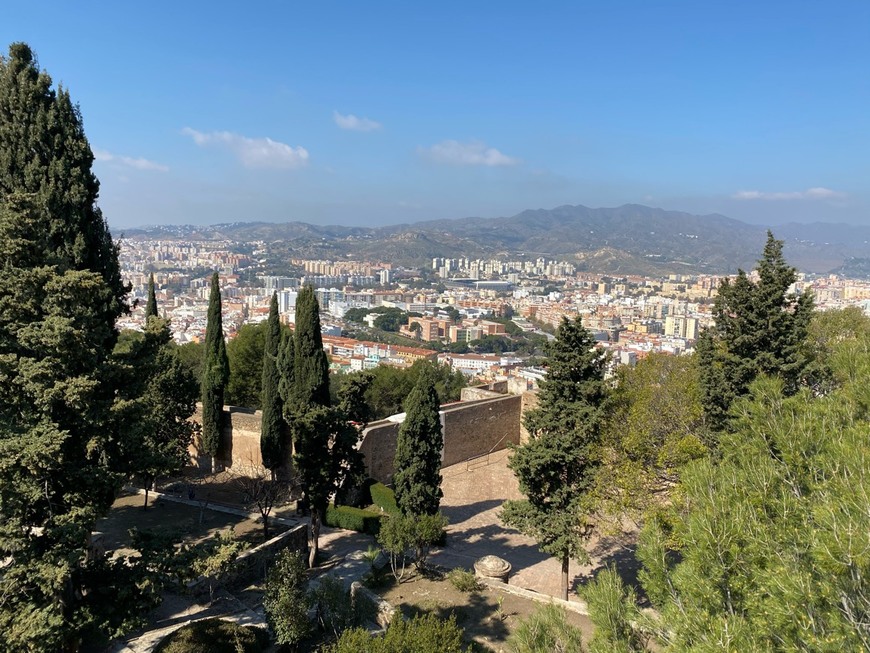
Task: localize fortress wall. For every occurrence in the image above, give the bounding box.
[359,394,522,484]
[191,392,526,484]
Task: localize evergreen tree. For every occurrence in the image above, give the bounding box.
[145,271,158,318]
[0,44,169,651]
[201,272,229,458]
[276,326,295,406]
[501,316,608,601]
[260,292,285,472]
[393,364,443,516]
[287,286,333,566]
[698,231,814,431]
[292,285,330,408]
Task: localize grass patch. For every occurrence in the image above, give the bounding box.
[154,618,268,653]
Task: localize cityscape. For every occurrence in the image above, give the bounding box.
[3,2,870,652]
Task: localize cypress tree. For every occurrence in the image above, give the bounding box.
[393,363,444,516]
[202,272,229,458]
[292,285,330,408]
[287,286,335,566]
[260,292,285,471]
[501,316,608,601]
[145,272,158,318]
[277,326,296,406]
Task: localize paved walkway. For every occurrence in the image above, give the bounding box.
[433,448,637,603]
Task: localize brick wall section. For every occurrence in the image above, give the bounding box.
[359,394,522,483]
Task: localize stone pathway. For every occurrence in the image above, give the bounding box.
[433,448,636,603]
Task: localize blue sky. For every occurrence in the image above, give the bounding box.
[4,2,869,229]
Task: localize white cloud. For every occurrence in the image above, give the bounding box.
[421,140,519,167]
[181,128,308,169]
[733,187,844,201]
[333,111,382,132]
[93,148,168,172]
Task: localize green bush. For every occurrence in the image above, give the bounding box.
[370,482,400,515]
[263,550,310,647]
[326,504,383,535]
[329,613,467,652]
[447,568,482,593]
[507,604,584,653]
[154,618,268,653]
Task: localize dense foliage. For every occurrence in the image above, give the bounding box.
[263,549,310,647]
[697,231,814,431]
[329,613,467,653]
[0,43,183,651]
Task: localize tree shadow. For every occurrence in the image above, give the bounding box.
[440,499,505,526]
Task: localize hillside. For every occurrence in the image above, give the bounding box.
[120,205,870,276]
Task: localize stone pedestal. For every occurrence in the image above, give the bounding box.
[474,555,511,583]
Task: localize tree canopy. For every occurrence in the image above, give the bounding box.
[697,231,814,431]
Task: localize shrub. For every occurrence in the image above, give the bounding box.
[507,604,584,653]
[370,482,400,515]
[326,504,383,535]
[447,568,482,593]
[582,567,646,652]
[310,575,358,639]
[263,550,310,647]
[154,618,268,653]
[329,613,467,653]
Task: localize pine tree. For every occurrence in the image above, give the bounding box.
[0,44,168,651]
[501,316,608,601]
[260,292,285,472]
[699,231,814,431]
[145,271,158,318]
[201,272,229,458]
[393,364,443,516]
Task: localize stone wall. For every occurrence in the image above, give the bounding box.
[190,405,291,474]
[359,394,522,483]
[190,390,528,483]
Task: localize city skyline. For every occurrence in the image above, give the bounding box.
[4,1,869,228]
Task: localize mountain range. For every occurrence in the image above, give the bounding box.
[120,204,870,277]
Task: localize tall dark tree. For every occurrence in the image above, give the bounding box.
[287,286,332,566]
[276,326,296,406]
[201,272,229,458]
[260,293,285,472]
[145,272,158,318]
[501,316,608,601]
[698,231,814,431]
[292,285,330,408]
[0,44,168,651]
[393,364,444,517]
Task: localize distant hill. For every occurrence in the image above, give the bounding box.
[119,205,870,276]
